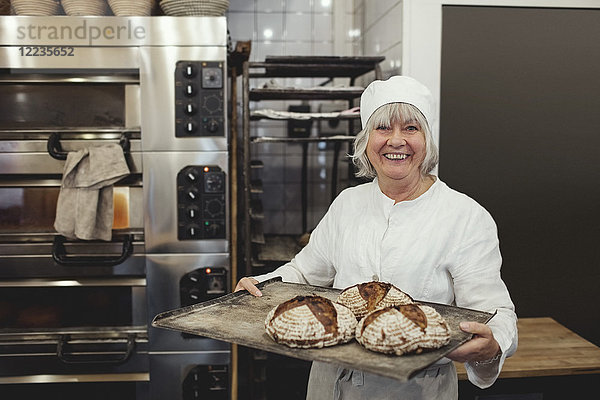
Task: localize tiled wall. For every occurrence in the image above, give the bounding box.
[227,0,402,235]
[354,0,403,80]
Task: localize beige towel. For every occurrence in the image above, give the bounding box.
[54,144,130,241]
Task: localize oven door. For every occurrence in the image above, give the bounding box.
[0,181,145,278]
[0,276,149,399]
[0,340,148,400]
[0,65,142,172]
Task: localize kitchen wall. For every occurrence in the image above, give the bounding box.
[227,0,403,236]
[354,0,403,80]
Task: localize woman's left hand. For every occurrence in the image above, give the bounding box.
[446,321,501,364]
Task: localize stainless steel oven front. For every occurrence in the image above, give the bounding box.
[0,16,230,400]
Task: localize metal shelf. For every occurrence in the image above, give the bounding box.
[249,87,363,101]
[250,111,360,122]
[250,135,355,144]
[255,234,304,265]
[248,56,384,79]
[241,56,384,276]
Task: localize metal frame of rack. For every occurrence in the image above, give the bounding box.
[241,56,384,278]
[240,56,384,400]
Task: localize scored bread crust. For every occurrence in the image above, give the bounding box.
[336,281,414,319]
[265,295,357,349]
[356,304,450,355]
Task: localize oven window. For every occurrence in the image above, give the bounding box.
[0,187,134,233]
[0,84,125,129]
[0,188,58,233]
[0,287,132,329]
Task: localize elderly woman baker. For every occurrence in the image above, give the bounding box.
[236,76,518,399]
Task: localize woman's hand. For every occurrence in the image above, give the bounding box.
[446,321,501,364]
[234,277,262,297]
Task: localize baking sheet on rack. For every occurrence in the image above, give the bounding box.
[152,278,494,381]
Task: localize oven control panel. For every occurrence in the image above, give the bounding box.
[175,61,224,138]
[183,364,229,400]
[177,165,226,240]
[180,266,227,307]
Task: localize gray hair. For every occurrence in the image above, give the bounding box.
[350,103,439,179]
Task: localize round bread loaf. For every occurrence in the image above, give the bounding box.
[265,295,357,348]
[356,304,450,355]
[336,281,414,319]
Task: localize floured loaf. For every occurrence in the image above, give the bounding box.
[356,304,450,355]
[265,295,357,348]
[336,281,414,319]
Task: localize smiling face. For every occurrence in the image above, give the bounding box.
[366,114,427,186]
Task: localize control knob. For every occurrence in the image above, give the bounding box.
[184,168,198,182]
[204,198,224,218]
[184,103,197,115]
[204,222,222,238]
[186,205,200,220]
[187,224,200,238]
[186,187,200,201]
[207,119,219,133]
[184,121,198,134]
[184,84,196,97]
[183,63,197,78]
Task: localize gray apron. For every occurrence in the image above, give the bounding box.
[306,361,458,400]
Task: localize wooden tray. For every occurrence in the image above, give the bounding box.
[152,278,494,381]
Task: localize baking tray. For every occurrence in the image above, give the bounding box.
[152,278,494,381]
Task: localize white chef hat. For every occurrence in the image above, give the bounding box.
[359,75,435,130]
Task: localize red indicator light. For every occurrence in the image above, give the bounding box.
[205,268,212,274]
[203,166,209,172]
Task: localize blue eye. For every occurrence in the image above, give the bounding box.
[376,125,391,131]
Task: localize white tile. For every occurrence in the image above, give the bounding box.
[256,13,284,41]
[309,182,330,200]
[365,13,401,55]
[260,156,286,182]
[381,42,402,75]
[285,138,306,154]
[313,41,334,56]
[308,207,328,230]
[228,0,255,12]
[286,0,311,13]
[284,155,303,182]
[253,40,285,61]
[227,12,255,41]
[284,211,303,234]
[352,0,364,14]
[261,183,285,209]
[254,141,286,156]
[257,0,284,12]
[365,0,400,29]
[256,124,286,138]
[285,13,312,41]
[284,42,312,57]
[315,0,333,13]
[378,3,402,50]
[284,185,302,209]
[263,210,285,233]
[313,13,333,42]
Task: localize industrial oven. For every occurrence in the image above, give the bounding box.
[0,16,230,399]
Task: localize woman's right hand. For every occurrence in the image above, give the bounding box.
[234,277,262,297]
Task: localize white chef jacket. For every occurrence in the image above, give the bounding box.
[254,177,518,393]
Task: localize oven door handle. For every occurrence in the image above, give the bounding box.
[52,234,134,266]
[56,334,135,365]
[47,132,131,160]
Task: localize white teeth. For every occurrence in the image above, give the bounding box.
[385,153,408,160]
